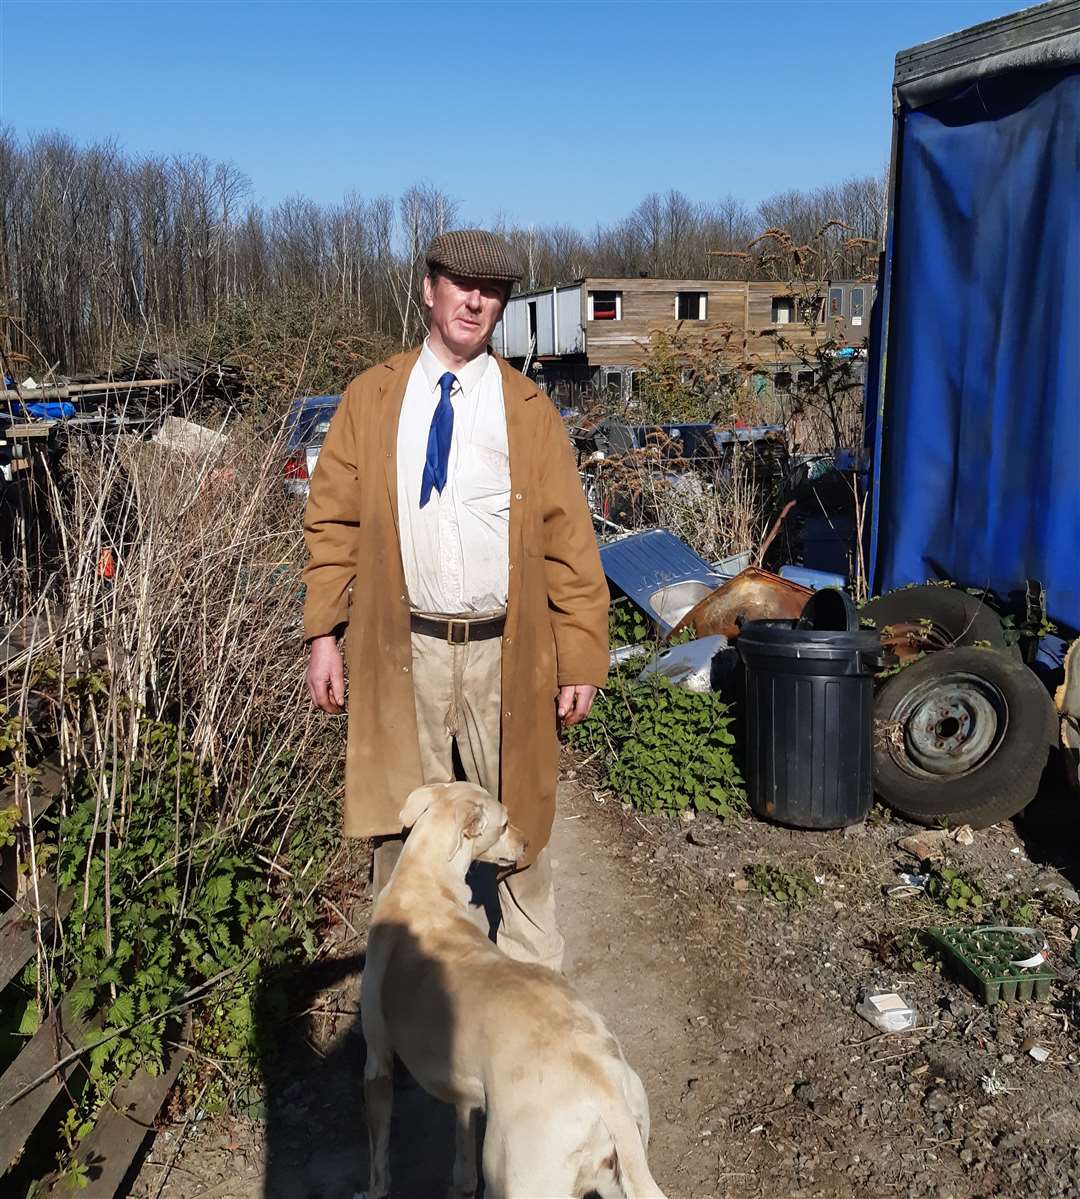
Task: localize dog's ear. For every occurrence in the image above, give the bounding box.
[449,801,489,861]
[399,785,441,829]
[462,802,488,841]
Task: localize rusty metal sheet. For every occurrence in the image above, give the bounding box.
[669,568,813,642]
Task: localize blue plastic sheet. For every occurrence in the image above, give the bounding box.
[16,401,75,420]
[869,66,1080,634]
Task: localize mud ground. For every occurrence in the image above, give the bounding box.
[131,765,1080,1199]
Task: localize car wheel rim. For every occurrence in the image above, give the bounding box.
[883,670,1008,779]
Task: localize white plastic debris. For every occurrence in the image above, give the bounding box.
[980,1069,1010,1096]
[1028,1045,1050,1063]
[888,872,929,897]
[856,991,918,1033]
[152,415,228,455]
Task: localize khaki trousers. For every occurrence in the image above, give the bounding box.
[370,629,564,973]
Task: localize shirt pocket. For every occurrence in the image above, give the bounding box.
[459,443,510,519]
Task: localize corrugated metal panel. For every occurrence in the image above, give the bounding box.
[599,530,724,631]
[556,285,584,354]
[502,299,531,357]
[534,295,555,356]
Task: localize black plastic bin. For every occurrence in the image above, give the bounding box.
[737,606,889,829]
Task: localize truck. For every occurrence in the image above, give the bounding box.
[863,0,1080,821]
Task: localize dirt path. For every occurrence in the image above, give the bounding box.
[131,775,1080,1199]
[552,782,744,1198]
[131,778,728,1199]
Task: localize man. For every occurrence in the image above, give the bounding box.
[302,229,608,971]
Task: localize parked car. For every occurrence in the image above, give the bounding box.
[284,395,340,498]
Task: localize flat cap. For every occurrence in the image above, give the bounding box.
[425,229,521,285]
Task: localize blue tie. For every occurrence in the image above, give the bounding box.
[420,371,456,508]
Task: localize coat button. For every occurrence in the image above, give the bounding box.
[504,638,511,646]
[403,666,410,673]
[504,711,512,718]
[514,493,523,501]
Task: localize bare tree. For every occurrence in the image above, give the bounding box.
[0,127,885,376]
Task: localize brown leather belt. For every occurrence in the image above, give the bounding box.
[409,613,506,644]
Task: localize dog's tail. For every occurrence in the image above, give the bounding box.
[599,1103,668,1199]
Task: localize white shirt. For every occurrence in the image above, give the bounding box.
[396,340,510,615]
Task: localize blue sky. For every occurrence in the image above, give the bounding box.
[0,0,1031,228]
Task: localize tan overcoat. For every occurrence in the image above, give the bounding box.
[302,348,609,867]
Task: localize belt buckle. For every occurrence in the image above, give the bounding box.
[447,619,469,645]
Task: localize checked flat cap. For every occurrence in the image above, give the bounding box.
[425,229,521,285]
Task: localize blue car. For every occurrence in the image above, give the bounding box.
[284,395,340,498]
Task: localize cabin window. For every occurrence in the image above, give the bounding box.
[797,370,816,391]
[527,300,538,343]
[771,296,794,324]
[850,288,865,325]
[774,371,793,393]
[798,297,824,324]
[589,290,621,320]
[829,287,844,318]
[675,291,707,320]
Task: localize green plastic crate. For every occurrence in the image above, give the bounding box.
[927,926,1056,1005]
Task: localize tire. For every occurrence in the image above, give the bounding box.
[873,647,1056,828]
[861,585,1015,663]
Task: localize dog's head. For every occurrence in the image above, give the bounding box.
[399,782,529,868]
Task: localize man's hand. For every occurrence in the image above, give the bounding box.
[307,634,346,714]
[557,684,597,727]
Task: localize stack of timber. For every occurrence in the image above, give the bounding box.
[111,350,243,406]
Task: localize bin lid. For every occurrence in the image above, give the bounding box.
[737,618,884,661]
[798,586,858,632]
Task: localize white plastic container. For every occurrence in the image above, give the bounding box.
[856,991,918,1033]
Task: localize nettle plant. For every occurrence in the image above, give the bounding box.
[569,668,746,819]
[50,720,328,1091]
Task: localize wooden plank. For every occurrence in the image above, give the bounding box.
[24,757,64,823]
[1,424,55,439]
[0,608,64,667]
[0,754,64,830]
[0,379,175,401]
[0,992,102,1173]
[0,877,72,992]
[43,1038,190,1197]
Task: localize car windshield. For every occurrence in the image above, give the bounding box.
[288,405,337,449]
[303,415,333,447]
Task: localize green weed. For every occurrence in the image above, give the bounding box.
[568,669,745,818]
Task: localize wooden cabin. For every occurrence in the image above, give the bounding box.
[492,276,874,406]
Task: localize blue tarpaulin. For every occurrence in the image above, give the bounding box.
[869,65,1080,634]
[16,401,75,420]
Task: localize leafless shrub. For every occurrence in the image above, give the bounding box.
[587,436,772,564]
[1,410,346,949]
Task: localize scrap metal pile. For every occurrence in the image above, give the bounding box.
[575,412,1064,838]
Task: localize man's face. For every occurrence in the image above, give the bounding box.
[423,272,506,361]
